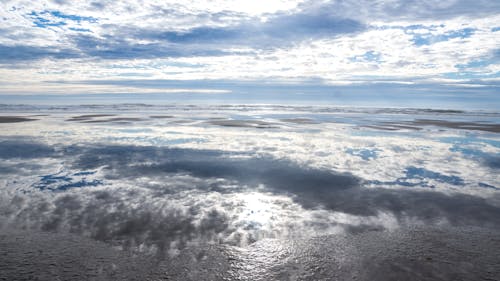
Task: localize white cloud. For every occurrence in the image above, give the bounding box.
[1,0,498,93]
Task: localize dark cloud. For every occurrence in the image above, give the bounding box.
[63,9,364,60]
[485,156,500,169]
[388,0,500,19]
[0,140,56,159]
[322,187,500,228]
[4,5,364,62]
[0,44,79,63]
[89,1,106,10]
[265,9,364,38]
[0,162,48,176]
[112,10,364,57]
[25,190,233,256]
[144,14,364,45]
[71,35,229,60]
[66,144,359,193]
[299,0,500,21]
[0,116,38,123]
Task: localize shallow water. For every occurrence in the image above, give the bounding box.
[0,104,499,280]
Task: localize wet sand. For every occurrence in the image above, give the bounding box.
[65,115,148,123]
[149,115,174,119]
[1,226,498,281]
[0,230,162,281]
[1,106,499,280]
[0,116,38,123]
[58,113,500,133]
[208,119,278,128]
[410,119,500,133]
[280,118,317,124]
[363,119,499,133]
[81,117,146,123]
[66,115,116,122]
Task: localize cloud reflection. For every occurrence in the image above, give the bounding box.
[1,138,499,257]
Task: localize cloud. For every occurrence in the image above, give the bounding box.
[409,27,476,46]
[0,140,56,159]
[71,35,230,60]
[59,8,364,60]
[298,0,500,21]
[138,11,365,45]
[0,2,365,62]
[0,0,498,97]
[0,44,78,63]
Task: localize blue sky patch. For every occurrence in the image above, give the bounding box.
[346,148,380,160]
[349,51,382,63]
[33,171,103,191]
[404,166,464,186]
[69,27,91,32]
[368,166,464,188]
[28,10,97,28]
[48,11,97,23]
[29,11,66,28]
[410,28,475,46]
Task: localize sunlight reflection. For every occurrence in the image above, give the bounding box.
[239,192,276,226]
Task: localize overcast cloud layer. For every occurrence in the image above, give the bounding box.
[0,0,499,106]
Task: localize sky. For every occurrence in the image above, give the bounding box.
[0,0,499,108]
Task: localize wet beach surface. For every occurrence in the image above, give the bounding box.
[2,104,500,133]
[0,116,38,123]
[0,104,499,280]
[1,226,499,280]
